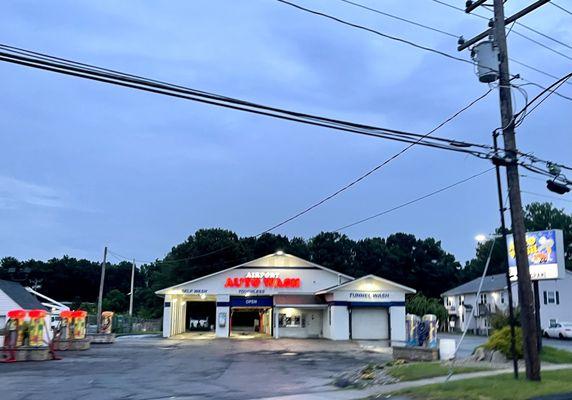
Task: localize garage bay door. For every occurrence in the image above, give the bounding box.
[351,307,389,340]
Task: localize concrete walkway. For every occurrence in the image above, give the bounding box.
[256,364,572,400]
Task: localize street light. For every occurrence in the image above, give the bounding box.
[475,234,488,243]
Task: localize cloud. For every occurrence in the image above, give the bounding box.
[0,175,66,209]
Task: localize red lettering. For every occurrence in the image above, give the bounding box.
[226,276,301,289]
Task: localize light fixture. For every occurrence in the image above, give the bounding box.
[475,234,487,243]
[546,180,570,195]
[245,292,251,297]
[276,250,285,256]
[199,293,206,300]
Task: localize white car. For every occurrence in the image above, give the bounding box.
[544,322,572,339]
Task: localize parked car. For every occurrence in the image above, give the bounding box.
[544,322,572,339]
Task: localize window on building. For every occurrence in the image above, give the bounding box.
[501,293,505,304]
[328,306,331,326]
[556,291,560,305]
[279,313,303,328]
[546,291,556,304]
[480,293,488,304]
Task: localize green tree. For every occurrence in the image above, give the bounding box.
[406,293,448,327]
[102,289,128,313]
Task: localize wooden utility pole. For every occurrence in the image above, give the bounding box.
[459,0,548,382]
[96,246,108,333]
[129,258,136,317]
[491,0,540,381]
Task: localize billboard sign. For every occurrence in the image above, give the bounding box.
[507,229,565,281]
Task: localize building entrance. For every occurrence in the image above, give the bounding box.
[230,307,272,337]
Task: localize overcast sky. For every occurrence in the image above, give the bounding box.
[1,0,571,265]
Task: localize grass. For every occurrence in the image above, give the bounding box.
[386,362,490,381]
[398,369,572,400]
[540,346,572,364]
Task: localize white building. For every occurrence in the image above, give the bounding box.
[156,252,416,341]
[442,271,572,335]
[0,279,47,329]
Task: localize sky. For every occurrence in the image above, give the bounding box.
[0,0,571,265]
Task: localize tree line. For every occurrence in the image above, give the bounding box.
[1,202,569,318]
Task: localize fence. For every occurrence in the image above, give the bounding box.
[86,315,162,334]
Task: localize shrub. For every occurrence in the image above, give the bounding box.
[484,326,523,359]
[489,307,521,331]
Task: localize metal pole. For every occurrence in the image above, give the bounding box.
[493,131,518,379]
[129,259,136,317]
[493,0,541,381]
[533,281,542,352]
[96,246,107,333]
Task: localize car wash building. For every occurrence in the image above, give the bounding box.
[156,252,415,341]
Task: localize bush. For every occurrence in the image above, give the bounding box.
[484,326,523,359]
[489,308,521,331]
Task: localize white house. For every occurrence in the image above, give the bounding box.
[0,279,47,329]
[156,252,416,341]
[442,271,572,335]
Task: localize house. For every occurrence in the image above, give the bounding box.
[442,271,572,335]
[0,279,47,329]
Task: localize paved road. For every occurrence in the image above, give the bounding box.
[439,333,572,359]
[0,336,391,400]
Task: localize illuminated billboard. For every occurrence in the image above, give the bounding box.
[508,229,565,281]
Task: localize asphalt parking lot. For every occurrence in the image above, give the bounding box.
[0,336,391,400]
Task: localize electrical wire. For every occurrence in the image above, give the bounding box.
[551,1,572,15]
[521,190,572,203]
[513,72,572,122]
[430,0,572,83]
[0,47,496,159]
[338,0,458,38]
[276,0,474,66]
[256,88,494,235]
[334,167,494,231]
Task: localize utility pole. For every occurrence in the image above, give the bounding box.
[491,0,540,381]
[129,258,136,317]
[96,246,108,333]
[493,132,518,379]
[458,0,548,382]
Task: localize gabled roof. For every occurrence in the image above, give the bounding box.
[0,279,46,310]
[441,273,507,297]
[155,252,354,295]
[315,274,416,295]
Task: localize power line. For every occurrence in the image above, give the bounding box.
[0,47,496,159]
[430,0,572,81]
[335,167,494,231]
[521,190,572,203]
[276,0,474,66]
[258,88,493,235]
[514,72,572,121]
[551,2,572,15]
[338,0,458,38]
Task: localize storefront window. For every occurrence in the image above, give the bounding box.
[279,312,304,328]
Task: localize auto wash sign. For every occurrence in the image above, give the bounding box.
[224,271,301,290]
[508,229,565,281]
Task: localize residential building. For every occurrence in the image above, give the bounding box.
[442,271,572,335]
